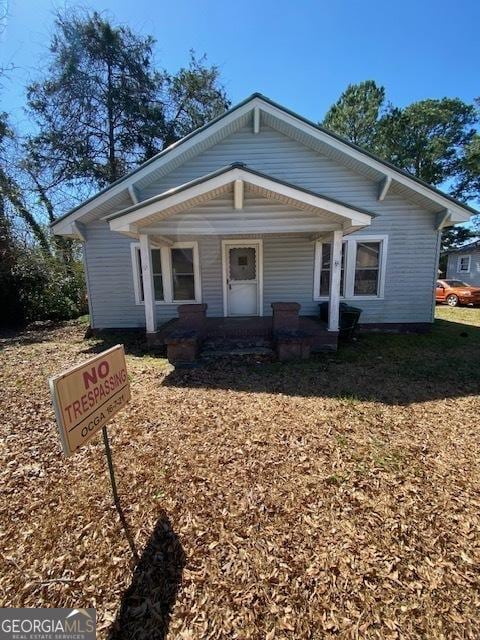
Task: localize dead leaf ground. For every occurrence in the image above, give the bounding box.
[0,306,479,639]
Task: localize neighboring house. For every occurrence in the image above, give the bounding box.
[51,93,475,349]
[445,239,480,287]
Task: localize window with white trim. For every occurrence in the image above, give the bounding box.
[457,255,471,273]
[132,242,201,304]
[314,235,388,299]
[354,241,381,295]
[171,247,195,301]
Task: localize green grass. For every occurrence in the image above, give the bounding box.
[335,305,480,375]
[224,305,480,405]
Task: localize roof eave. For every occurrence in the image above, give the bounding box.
[51,92,478,234]
[105,163,375,233]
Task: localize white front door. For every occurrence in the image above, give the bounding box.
[223,241,262,316]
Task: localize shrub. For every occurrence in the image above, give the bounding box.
[1,244,88,326]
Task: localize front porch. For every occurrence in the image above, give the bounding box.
[149,305,338,364]
[154,314,336,345]
[101,163,373,359]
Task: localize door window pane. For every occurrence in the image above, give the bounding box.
[229,247,256,281]
[319,243,345,296]
[172,248,195,300]
[354,242,380,295]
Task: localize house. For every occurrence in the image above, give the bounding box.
[51,93,475,353]
[445,239,480,286]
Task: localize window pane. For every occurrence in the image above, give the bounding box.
[321,243,331,269]
[459,257,469,271]
[354,269,379,295]
[356,242,379,268]
[354,242,380,295]
[229,247,256,280]
[172,248,195,300]
[172,248,194,273]
[137,250,144,301]
[174,275,195,300]
[152,249,163,300]
[153,275,164,300]
[151,249,162,274]
[320,270,330,296]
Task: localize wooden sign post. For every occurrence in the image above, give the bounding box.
[49,345,138,562]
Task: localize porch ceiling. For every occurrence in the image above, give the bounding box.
[104,163,375,237]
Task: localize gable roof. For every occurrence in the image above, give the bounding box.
[443,238,480,254]
[105,162,376,226]
[51,93,476,236]
[103,162,375,233]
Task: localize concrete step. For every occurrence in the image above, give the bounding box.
[201,336,275,358]
[201,346,275,358]
[202,336,272,350]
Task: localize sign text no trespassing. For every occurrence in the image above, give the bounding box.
[49,345,130,456]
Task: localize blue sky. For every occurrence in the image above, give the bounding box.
[1,0,479,130]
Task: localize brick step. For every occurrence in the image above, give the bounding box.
[201,336,275,358]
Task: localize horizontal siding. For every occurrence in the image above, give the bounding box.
[446,250,480,287]
[84,222,225,328]
[263,236,317,314]
[85,224,436,328]
[84,123,440,327]
[139,126,377,204]
[84,222,146,328]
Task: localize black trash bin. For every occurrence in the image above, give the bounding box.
[319,301,349,323]
[319,302,362,341]
[339,305,362,341]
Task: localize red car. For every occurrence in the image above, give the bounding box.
[435,279,480,307]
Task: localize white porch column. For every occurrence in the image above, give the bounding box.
[328,229,343,332]
[139,233,157,333]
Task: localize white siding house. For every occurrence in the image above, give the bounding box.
[445,240,480,287]
[52,94,475,343]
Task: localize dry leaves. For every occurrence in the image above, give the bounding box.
[0,317,480,639]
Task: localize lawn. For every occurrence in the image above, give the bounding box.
[1,307,479,639]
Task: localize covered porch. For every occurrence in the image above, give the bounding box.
[103,163,374,359]
[153,309,338,361]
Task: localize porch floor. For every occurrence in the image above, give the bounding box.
[153,315,338,353]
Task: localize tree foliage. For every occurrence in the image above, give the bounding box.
[322,81,386,150]
[162,51,230,147]
[1,9,230,326]
[0,240,87,326]
[378,99,477,187]
[323,82,480,253]
[0,112,51,253]
[27,11,164,188]
[453,98,480,202]
[324,82,477,192]
[26,11,229,200]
